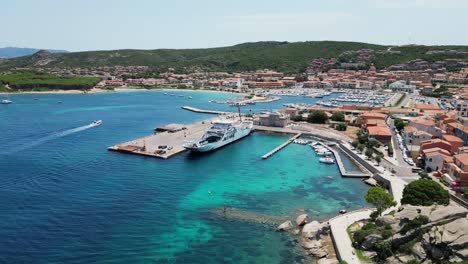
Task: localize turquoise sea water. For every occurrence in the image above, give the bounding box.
[0,91,368,264]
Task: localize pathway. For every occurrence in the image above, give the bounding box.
[329,209,374,264]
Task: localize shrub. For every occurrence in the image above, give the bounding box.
[400,215,430,235]
[362,223,377,231]
[381,229,393,239]
[331,112,345,122]
[401,179,450,206]
[353,229,373,245]
[405,260,421,264]
[307,110,329,124]
[462,187,468,197]
[336,122,347,131]
[339,261,348,264]
[370,211,379,221]
[373,240,393,260]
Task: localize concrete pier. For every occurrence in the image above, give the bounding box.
[108,118,215,159]
[261,133,302,159]
[181,106,231,115]
[317,143,371,178]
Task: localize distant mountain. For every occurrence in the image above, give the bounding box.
[0,47,67,58]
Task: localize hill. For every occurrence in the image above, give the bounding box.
[0,41,467,74]
[0,47,67,59]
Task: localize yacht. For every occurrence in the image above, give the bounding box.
[1,99,12,104]
[183,116,253,152]
[91,120,102,127]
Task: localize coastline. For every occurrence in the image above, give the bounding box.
[0,87,248,96]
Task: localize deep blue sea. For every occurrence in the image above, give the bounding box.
[0,90,368,264]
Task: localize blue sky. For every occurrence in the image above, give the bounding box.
[2,0,468,51]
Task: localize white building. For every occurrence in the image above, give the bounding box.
[389,80,416,93]
[456,100,468,117]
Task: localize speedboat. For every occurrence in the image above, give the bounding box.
[91,120,102,127]
[1,99,12,104]
[319,156,335,164]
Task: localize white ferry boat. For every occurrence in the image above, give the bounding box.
[183,116,253,152]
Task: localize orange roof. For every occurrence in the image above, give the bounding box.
[411,118,435,127]
[423,147,451,157]
[442,135,464,143]
[454,153,468,167]
[361,112,387,119]
[444,156,454,163]
[415,104,440,110]
[367,126,392,136]
[404,126,418,133]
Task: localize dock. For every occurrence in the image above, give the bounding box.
[108,118,215,159]
[317,143,371,178]
[261,133,302,159]
[181,106,230,115]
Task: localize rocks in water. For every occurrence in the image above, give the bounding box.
[302,239,322,249]
[361,234,382,250]
[277,220,293,231]
[293,229,300,235]
[302,221,327,239]
[296,214,308,226]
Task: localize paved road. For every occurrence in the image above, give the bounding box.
[329,209,374,264]
[386,118,419,182]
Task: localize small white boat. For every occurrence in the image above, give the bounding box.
[316,151,332,156]
[1,99,12,104]
[319,156,335,164]
[188,96,193,99]
[91,120,102,127]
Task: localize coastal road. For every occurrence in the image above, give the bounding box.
[329,209,374,264]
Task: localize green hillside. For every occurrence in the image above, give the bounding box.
[0,41,467,74]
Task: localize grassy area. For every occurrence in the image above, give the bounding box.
[0,72,99,86]
[0,72,99,91]
[346,225,374,263]
[0,84,10,92]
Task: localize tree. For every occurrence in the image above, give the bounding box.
[357,144,365,152]
[351,140,359,148]
[331,112,345,122]
[401,179,450,206]
[394,118,407,131]
[336,122,347,131]
[307,110,329,124]
[291,114,304,122]
[375,156,381,164]
[463,187,468,197]
[365,149,373,159]
[365,187,397,215]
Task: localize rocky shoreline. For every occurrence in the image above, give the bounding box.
[277,215,339,264]
[212,207,339,263]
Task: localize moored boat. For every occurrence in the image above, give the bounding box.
[319,156,335,164]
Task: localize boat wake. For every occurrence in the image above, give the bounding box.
[1,124,95,155]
